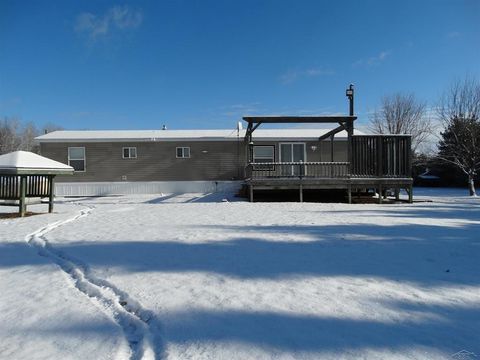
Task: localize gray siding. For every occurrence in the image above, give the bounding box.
[41,141,245,182]
[40,139,347,182]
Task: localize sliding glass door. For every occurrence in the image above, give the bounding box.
[280,143,306,176]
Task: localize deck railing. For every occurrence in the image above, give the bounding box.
[351,135,412,178]
[246,162,350,179]
[245,135,412,181]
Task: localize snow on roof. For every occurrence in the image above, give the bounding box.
[36,128,362,142]
[0,151,73,174]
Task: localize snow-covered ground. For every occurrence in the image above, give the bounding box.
[1,188,479,360]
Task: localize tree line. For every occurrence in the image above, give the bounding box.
[0,117,62,155]
[369,76,480,196]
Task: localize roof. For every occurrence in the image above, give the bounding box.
[0,151,73,175]
[243,115,357,124]
[35,128,363,143]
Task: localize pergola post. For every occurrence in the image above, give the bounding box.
[48,175,55,213]
[346,84,355,177]
[330,134,334,162]
[246,122,253,164]
[330,134,334,177]
[19,175,27,217]
[346,119,354,176]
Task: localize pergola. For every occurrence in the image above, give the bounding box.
[244,84,357,164]
[0,151,73,217]
[243,115,357,164]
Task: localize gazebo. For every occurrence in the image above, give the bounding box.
[0,151,73,217]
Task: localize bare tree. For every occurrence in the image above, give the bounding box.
[369,93,431,153]
[0,117,22,154]
[437,77,480,196]
[19,121,39,152]
[0,117,63,155]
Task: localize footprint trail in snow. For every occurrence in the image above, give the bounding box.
[25,204,164,360]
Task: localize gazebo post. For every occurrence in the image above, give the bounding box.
[19,175,27,217]
[48,175,55,213]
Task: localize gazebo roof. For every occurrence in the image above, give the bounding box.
[0,151,73,175]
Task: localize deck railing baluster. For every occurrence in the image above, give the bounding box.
[247,162,350,180]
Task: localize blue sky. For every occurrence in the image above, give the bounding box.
[0,0,479,130]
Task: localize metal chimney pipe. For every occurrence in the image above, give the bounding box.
[346,84,354,116]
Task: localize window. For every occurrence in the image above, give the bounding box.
[176,147,190,158]
[252,145,274,170]
[253,145,274,163]
[122,147,137,159]
[68,147,85,172]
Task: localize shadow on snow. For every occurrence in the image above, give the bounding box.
[2,199,479,356]
[1,221,479,285]
[20,303,479,356]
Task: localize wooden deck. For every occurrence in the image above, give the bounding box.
[245,171,413,203]
[245,134,414,204]
[242,111,414,204]
[246,175,413,203]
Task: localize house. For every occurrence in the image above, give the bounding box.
[35,124,412,202]
[35,127,355,196]
[35,86,413,202]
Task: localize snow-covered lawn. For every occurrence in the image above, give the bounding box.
[1,188,479,360]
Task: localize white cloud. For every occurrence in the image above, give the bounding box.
[221,103,262,117]
[75,5,143,42]
[279,70,299,84]
[353,50,391,67]
[280,68,335,84]
[110,5,143,29]
[446,31,461,39]
[75,13,109,40]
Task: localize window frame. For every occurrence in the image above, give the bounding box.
[252,145,275,171]
[122,147,137,159]
[68,146,86,173]
[279,142,307,176]
[176,146,191,159]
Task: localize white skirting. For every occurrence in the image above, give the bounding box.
[54,181,243,196]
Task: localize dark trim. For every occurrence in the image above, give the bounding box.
[318,124,346,141]
[243,116,357,124]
